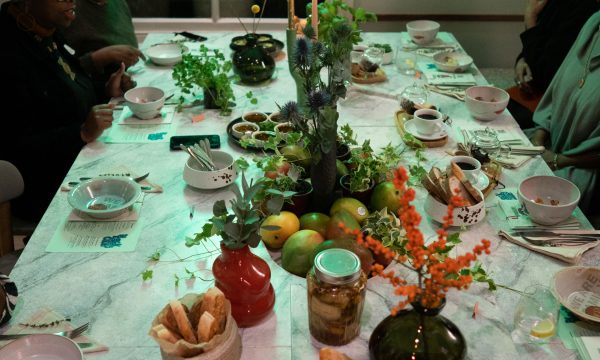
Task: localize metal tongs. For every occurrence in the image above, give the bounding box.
[180,140,216,171]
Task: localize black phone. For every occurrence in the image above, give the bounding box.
[174,31,207,42]
[170,135,220,150]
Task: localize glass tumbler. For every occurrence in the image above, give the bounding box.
[395,49,417,75]
[513,285,559,343]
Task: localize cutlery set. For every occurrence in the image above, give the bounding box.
[180,139,216,171]
[513,230,600,247]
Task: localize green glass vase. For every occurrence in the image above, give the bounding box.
[232,34,275,84]
[369,300,467,360]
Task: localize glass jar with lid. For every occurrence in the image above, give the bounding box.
[307,248,367,345]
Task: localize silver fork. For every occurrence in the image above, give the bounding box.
[522,235,599,247]
[0,322,89,340]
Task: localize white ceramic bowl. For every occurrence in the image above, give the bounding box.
[424,188,486,226]
[465,85,509,121]
[124,86,165,120]
[183,151,237,190]
[518,175,580,225]
[242,111,269,125]
[231,121,259,139]
[268,111,284,123]
[146,43,188,66]
[406,20,440,45]
[274,122,294,140]
[0,334,83,359]
[433,51,473,73]
[382,51,393,65]
[68,177,141,219]
[553,267,600,324]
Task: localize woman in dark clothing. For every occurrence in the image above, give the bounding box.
[509,0,599,129]
[0,0,133,222]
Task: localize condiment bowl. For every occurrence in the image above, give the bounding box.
[183,151,237,190]
[424,188,486,226]
[251,131,275,148]
[146,43,188,66]
[68,177,141,219]
[518,175,580,225]
[124,86,165,119]
[465,85,509,121]
[433,51,473,73]
[406,20,440,45]
[274,122,294,140]
[231,121,259,139]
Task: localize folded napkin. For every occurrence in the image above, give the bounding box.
[400,32,459,57]
[68,201,143,222]
[425,84,465,101]
[419,63,476,86]
[508,145,545,156]
[0,308,107,354]
[118,106,175,125]
[498,231,599,264]
[574,336,600,360]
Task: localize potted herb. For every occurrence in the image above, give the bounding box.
[172,44,235,115]
[189,173,283,327]
[337,124,357,161]
[307,0,377,45]
[373,43,393,64]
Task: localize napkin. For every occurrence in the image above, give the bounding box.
[118,106,175,125]
[0,308,107,354]
[419,63,477,86]
[498,230,599,264]
[425,84,465,101]
[574,336,600,360]
[400,32,459,57]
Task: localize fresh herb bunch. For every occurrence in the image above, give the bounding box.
[307,0,377,45]
[172,44,235,115]
[345,141,404,192]
[338,124,358,146]
[373,43,392,53]
[280,23,354,162]
[188,173,282,250]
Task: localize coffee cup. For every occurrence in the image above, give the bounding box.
[413,109,443,135]
[451,156,481,185]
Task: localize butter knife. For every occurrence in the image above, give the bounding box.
[516,230,600,238]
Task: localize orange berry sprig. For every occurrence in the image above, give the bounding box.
[343,166,491,314]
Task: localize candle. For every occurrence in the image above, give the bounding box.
[288,0,294,30]
[312,0,318,39]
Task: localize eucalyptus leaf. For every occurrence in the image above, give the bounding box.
[213,200,227,217]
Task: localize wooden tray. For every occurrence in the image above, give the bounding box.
[481,160,502,198]
[394,110,448,148]
[351,63,387,84]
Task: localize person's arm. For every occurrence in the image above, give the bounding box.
[530,128,549,146]
[90,45,145,70]
[541,149,600,171]
[524,0,548,30]
[0,273,18,327]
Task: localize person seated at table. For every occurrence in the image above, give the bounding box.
[508,0,599,129]
[60,0,144,80]
[0,0,134,222]
[0,272,18,327]
[528,11,600,221]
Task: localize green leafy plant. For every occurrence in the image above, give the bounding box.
[338,123,358,146]
[187,173,283,250]
[362,208,407,254]
[373,43,392,53]
[344,141,405,192]
[307,0,377,45]
[172,44,236,115]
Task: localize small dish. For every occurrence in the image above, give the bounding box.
[465,85,509,121]
[274,122,294,140]
[404,119,448,141]
[124,86,165,120]
[231,121,259,139]
[553,267,600,324]
[433,51,473,73]
[242,111,269,124]
[518,175,580,225]
[0,334,82,359]
[183,151,237,190]
[406,20,440,45]
[146,43,188,66]
[268,111,284,123]
[68,177,141,219]
[251,131,275,148]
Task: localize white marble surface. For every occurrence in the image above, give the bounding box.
[5,31,599,360]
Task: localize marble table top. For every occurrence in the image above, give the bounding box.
[6,31,598,360]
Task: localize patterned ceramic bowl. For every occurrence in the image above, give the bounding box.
[424,189,486,226]
[68,177,141,219]
[518,175,580,225]
[183,151,237,190]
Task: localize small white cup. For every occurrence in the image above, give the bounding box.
[413,109,442,135]
[451,156,481,185]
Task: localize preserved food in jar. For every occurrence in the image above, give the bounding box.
[307,248,367,345]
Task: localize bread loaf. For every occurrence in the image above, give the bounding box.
[158,304,180,334]
[169,300,197,344]
[153,324,181,344]
[188,297,204,332]
[200,287,227,333]
[197,311,219,343]
[450,162,484,203]
[447,175,475,206]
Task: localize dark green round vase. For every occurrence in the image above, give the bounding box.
[232,34,275,84]
[369,301,466,360]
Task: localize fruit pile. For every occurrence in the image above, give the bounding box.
[260,181,402,277]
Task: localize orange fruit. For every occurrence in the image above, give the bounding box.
[260,211,300,249]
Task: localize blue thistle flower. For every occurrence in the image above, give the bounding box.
[280,101,300,121]
[294,38,312,68]
[308,90,331,111]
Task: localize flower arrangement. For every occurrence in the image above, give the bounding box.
[345,167,492,314]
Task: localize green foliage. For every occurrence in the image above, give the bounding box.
[338,124,358,146]
[141,269,153,281]
[345,142,405,192]
[172,45,236,115]
[307,0,377,45]
[372,43,392,53]
[362,208,407,255]
[245,91,258,105]
[188,173,283,250]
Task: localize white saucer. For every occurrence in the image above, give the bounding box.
[472,172,490,190]
[404,119,448,141]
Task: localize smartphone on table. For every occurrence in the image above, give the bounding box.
[170,135,220,150]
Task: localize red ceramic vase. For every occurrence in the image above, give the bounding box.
[212,244,275,327]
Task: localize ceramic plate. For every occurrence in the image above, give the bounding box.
[0,334,83,360]
[553,267,600,324]
[404,119,448,141]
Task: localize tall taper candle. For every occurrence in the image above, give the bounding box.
[312,0,318,39]
[288,0,294,30]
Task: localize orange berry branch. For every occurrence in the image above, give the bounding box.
[343,166,491,316]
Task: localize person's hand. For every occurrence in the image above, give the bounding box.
[105,63,128,97]
[91,45,146,68]
[524,0,548,29]
[515,57,533,85]
[80,104,115,143]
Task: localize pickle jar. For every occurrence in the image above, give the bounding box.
[307,248,367,345]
